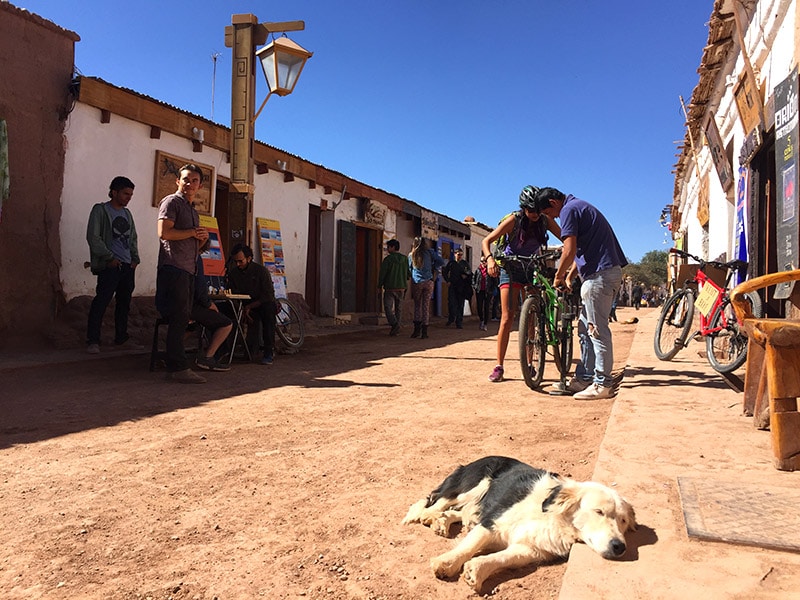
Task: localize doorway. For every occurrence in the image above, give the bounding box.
[750,133,780,316]
[214,177,248,261]
[355,226,381,312]
[306,205,321,314]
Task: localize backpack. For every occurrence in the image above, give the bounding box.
[491,212,521,266]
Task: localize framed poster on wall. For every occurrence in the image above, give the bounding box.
[152,151,215,215]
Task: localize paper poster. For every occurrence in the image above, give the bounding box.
[256,217,288,299]
[198,215,225,276]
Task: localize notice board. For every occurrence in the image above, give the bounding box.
[199,215,225,276]
[256,217,288,299]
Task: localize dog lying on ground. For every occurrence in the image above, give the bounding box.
[402,456,637,591]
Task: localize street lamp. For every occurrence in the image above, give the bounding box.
[253,36,313,121]
[258,36,313,97]
[225,13,311,248]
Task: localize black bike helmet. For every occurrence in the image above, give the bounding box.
[519,185,540,210]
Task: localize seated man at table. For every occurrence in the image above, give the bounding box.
[192,256,233,371]
[226,243,277,365]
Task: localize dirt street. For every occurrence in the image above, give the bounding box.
[0,315,637,600]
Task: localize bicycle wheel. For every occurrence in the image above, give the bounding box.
[552,292,577,375]
[553,315,574,376]
[653,289,694,360]
[519,295,546,389]
[275,297,305,349]
[705,292,761,373]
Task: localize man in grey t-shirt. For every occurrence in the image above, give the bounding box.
[156,164,209,384]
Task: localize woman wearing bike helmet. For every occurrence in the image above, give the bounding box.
[480,185,562,382]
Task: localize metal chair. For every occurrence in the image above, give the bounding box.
[149,316,204,371]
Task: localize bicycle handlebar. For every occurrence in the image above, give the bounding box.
[668,247,747,273]
[504,249,563,265]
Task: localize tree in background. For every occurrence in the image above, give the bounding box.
[623,250,668,289]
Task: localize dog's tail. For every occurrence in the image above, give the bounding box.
[401,498,428,525]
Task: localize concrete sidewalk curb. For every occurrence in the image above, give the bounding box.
[559,310,800,599]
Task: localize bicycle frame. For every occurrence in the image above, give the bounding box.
[508,253,564,346]
[673,248,739,339]
[527,273,561,346]
[692,270,731,337]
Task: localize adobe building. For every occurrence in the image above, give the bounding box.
[0,2,481,349]
[0,3,80,349]
[671,0,800,317]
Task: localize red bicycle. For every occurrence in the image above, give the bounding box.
[653,248,762,373]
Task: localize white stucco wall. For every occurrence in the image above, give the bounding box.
[59,95,477,314]
[60,101,329,302]
[678,0,795,262]
[61,103,232,299]
[251,169,321,295]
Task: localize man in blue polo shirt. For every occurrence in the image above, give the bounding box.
[534,187,627,399]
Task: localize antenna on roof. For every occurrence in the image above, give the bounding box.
[211,51,222,120]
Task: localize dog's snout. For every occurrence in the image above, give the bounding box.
[609,539,626,557]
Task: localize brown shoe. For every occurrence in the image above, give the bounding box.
[169,369,206,384]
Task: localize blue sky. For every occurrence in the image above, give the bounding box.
[18,0,711,262]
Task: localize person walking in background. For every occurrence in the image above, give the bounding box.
[534,186,627,400]
[443,248,471,329]
[408,237,445,339]
[472,255,495,331]
[86,176,140,354]
[609,296,618,322]
[481,185,561,382]
[631,282,643,310]
[378,238,410,336]
[490,282,501,321]
[156,164,209,384]
[227,243,277,365]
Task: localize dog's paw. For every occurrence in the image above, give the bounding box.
[462,559,485,590]
[430,554,460,579]
[401,499,427,525]
[431,517,452,537]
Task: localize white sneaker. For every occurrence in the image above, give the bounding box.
[550,377,591,393]
[573,383,615,400]
[87,343,100,354]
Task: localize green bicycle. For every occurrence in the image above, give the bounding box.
[504,251,578,390]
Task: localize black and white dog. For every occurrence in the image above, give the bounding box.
[402,456,636,591]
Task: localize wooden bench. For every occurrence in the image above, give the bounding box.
[730,270,800,471]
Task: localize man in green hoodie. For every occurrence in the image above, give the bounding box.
[85,176,140,354]
[378,239,410,336]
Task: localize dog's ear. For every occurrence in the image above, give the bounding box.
[542,485,562,512]
[620,497,638,532]
[542,484,580,514]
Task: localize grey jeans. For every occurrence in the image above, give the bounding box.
[575,266,622,387]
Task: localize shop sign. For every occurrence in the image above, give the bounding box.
[774,67,799,298]
[738,127,762,165]
[704,116,733,192]
[421,209,438,241]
